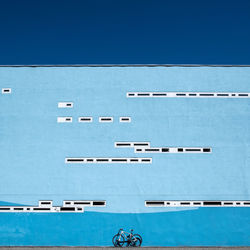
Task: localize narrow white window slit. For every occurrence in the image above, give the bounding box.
[39,200,53,207]
[134,147,212,153]
[115,142,150,148]
[78,117,93,123]
[145,200,250,207]
[1,88,11,94]
[0,200,105,213]
[120,117,131,123]
[63,201,106,207]
[127,92,250,98]
[58,102,73,108]
[99,117,113,123]
[65,157,152,164]
[57,117,72,123]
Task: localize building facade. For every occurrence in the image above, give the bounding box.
[0,65,250,246]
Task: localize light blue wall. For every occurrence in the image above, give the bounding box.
[0,66,250,246]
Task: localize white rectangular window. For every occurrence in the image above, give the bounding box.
[99,117,113,123]
[57,117,72,123]
[120,117,131,123]
[2,88,11,94]
[58,102,73,108]
[39,200,53,207]
[78,117,93,123]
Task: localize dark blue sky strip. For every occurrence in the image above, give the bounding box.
[0,0,249,64]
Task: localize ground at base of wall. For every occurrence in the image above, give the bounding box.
[0,247,250,250]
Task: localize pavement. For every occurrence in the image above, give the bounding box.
[0,247,250,250]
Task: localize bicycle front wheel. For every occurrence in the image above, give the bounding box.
[130,236,142,247]
[133,234,142,244]
[112,234,125,247]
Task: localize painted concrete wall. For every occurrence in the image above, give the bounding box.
[0,66,250,246]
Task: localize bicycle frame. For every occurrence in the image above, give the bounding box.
[119,229,132,240]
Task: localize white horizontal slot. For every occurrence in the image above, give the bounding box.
[115,142,150,148]
[78,117,93,123]
[64,201,91,207]
[65,157,152,164]
[57,117,72,123]
[127,92,250,98]
[145,200,250,207]
[2,88,11,94]
[58,102,73,108]
[145,201,165,207]
[92,201,106,206]
[99,117,113,122]
[39,200,53,207]
[134,147,212,153]
[0,206,74,213]
[136,147,161,153]
[63,200,106,207]
[237,93,249,97]
[120,117,131,123]
[0,200,106,213]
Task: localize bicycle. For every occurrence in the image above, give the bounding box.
[112,228,142,247]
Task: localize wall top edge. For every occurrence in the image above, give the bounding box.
[0,64,250,67]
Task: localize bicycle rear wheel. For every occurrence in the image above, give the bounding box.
[112,234,125,247]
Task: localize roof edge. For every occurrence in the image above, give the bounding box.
[0,64,250,67]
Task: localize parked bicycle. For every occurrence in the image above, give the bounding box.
[112,228,142,247]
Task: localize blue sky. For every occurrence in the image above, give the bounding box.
[0,0,249,64]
